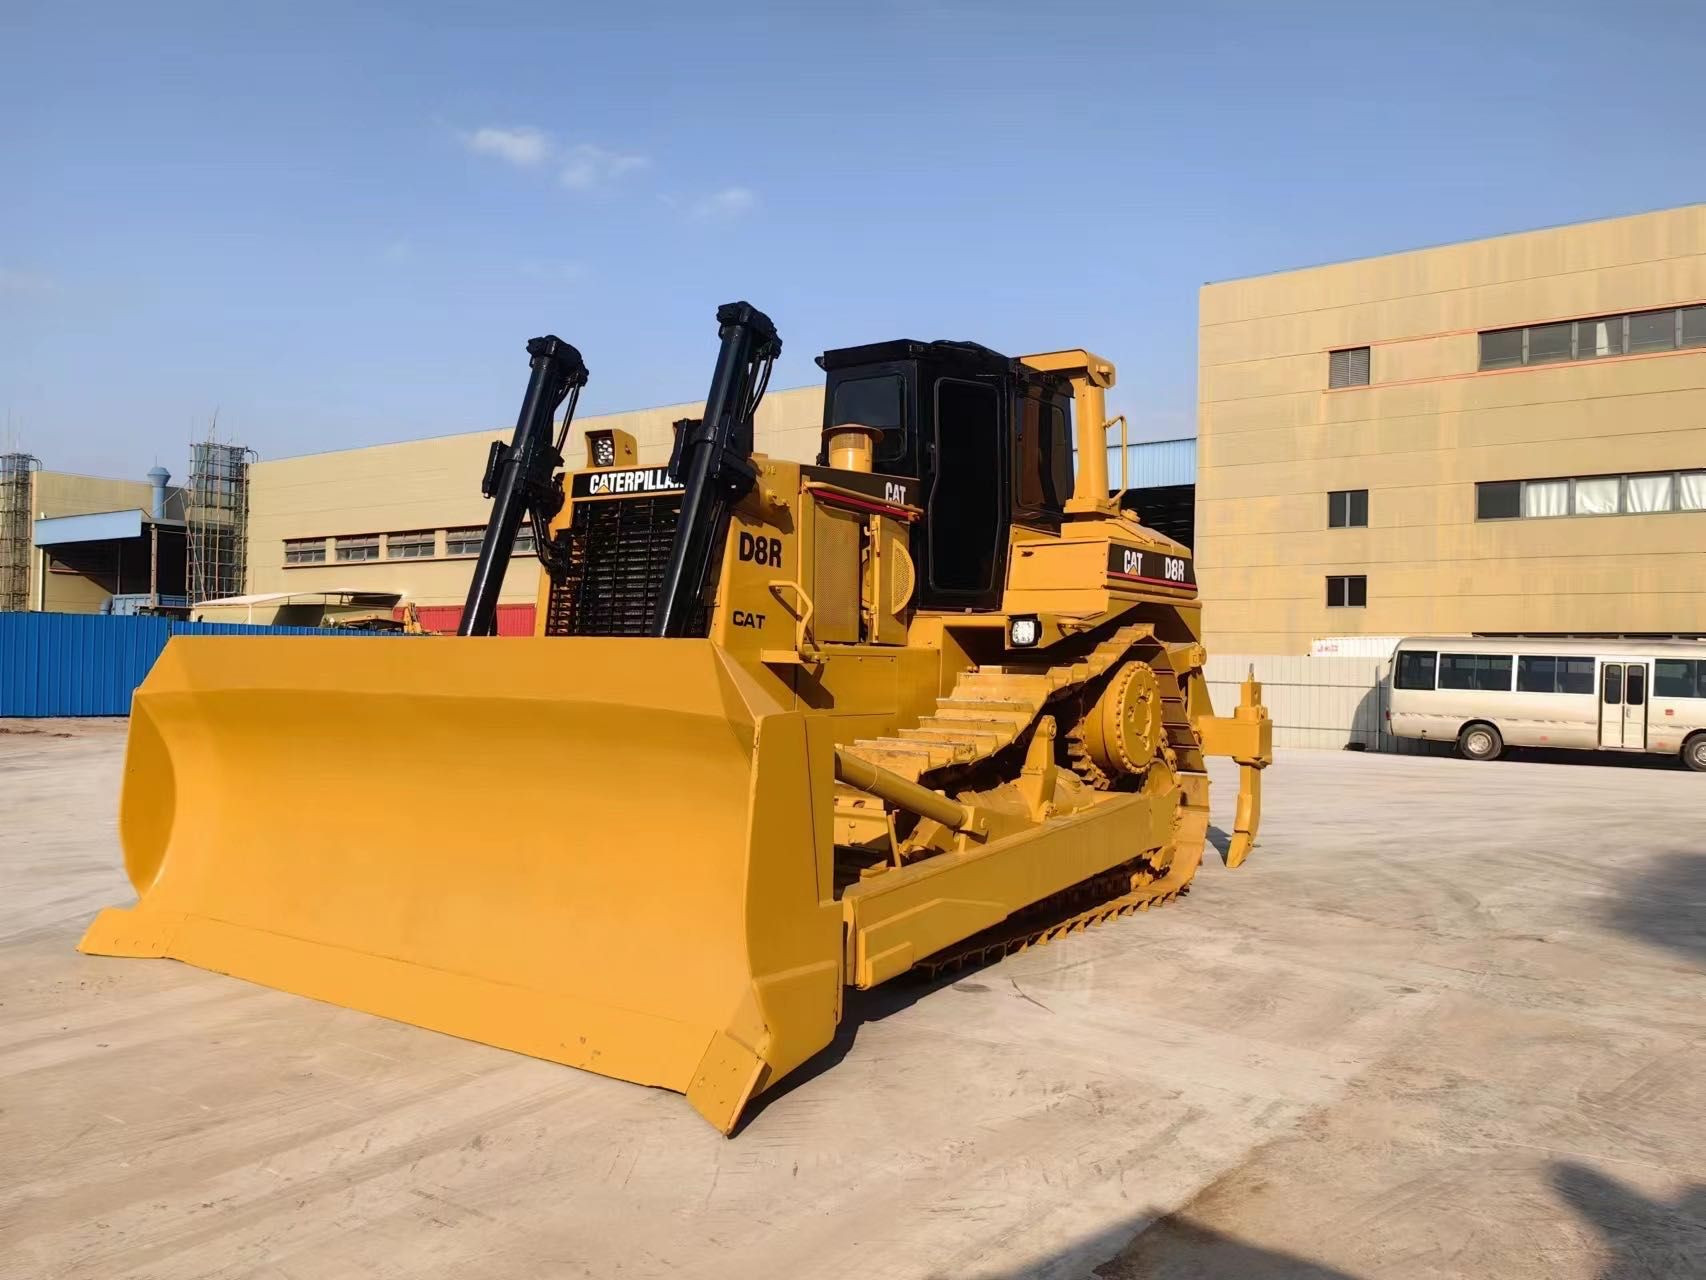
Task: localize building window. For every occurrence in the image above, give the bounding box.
[446,526,485,557]
[1479,304,1706,370]
[1479,328,1524,369]
[1683,305,1706,347]
[1477,470,1706,520]
[386,530,435,559]
[334,534,379,562]
[1523,478,1570,517]
[1325,575,1366,607]
[1575,315,1625,359]
[1627,309,1675,353]
[513,525,535,555]
[1516,655,1596,695]
[1476,480,1521,520]
[1524,321,1573,364]
[1439,653,1513,691]
[1327,489,1368,528]
[1328,346,1370,389]
[283,537,327,565]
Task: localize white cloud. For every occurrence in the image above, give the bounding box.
[689,186,758,220]
[462,126,551,168]
[459,127,648,193]
[559,144,648,191]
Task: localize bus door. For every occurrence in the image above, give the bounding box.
[1599,661,1650,749]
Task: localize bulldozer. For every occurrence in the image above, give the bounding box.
[80,302,1271,1134]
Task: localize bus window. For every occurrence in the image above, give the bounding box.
[1603,664,1623,705]
[1517,656,1557,693]
[1395,650,1437,689]
[1439,653,1512,691]
[1627,666,1646,707]
[1518,655,1596,694]
[1655,659,1702,698]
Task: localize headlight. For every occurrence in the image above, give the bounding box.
[1009,615,1040,648]
[589,431,616,467]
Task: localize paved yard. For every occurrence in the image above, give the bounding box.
[1,720,1702,1279]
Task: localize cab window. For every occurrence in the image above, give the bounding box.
[1014,394,1072,515]
[829,374,906,467]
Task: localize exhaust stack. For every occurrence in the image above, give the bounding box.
[146,466,170,520]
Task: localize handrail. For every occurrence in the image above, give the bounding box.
[768,578,816,652]
[801,480,921,523]
[1105,415,1129,508]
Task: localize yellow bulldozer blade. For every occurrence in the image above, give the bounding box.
[79,636,843,1134]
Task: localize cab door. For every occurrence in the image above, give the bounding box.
[920,377,1008,611]
[1599,662,1650,749]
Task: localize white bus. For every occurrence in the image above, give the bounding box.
[1388,636,1706,770]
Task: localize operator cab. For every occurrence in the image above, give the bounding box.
[816,340,1074,611]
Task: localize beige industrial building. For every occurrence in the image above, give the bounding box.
[1196,203,1706,654]
[244,386,825,627]
[0,464,185,614]
[17,203,1703,655]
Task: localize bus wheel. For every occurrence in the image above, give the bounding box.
[1458,723,1503,762]
[1684,733,1706,773]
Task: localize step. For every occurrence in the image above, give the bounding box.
[937,696,1038,715]
[849,741,958,771]
[851,737,942,759]
[897,727,1004,752]
[955,677,1053,702]
[916,715,1018,741]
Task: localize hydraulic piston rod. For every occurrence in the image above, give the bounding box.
[459,335,588,637]
[833,749,984,836]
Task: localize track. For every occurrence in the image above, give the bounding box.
[917,859,1195,977]
[840,623,1156,783]
[835,620,1215,966]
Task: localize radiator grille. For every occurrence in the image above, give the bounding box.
[544,496,707,637]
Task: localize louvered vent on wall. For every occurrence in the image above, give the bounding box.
[1328,346,1371,389]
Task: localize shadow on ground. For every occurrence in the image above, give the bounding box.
[1552,1161,1706,1280]
[1378,740,1688,770]
[915,1209,1362,1279]
[1502,746,1687,771]
[1598,850,1706,967]
[1088,1213,1363,1280]
[742,824,1240,1134]
[736,961,987,1133]
[924,1165,1706,1278]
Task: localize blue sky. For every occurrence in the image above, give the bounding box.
[3,1,1703,477]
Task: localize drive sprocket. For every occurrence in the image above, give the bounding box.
[1066,659,1164,789]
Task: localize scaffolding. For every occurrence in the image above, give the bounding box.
[0,452,41,612]
[186,440,254,604]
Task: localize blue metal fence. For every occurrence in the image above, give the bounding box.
[0,613,401,717]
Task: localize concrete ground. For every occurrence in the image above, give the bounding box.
[1,721,1703,1280]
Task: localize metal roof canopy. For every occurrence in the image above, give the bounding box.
[32,508,186,547]
[195,589,403,608]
